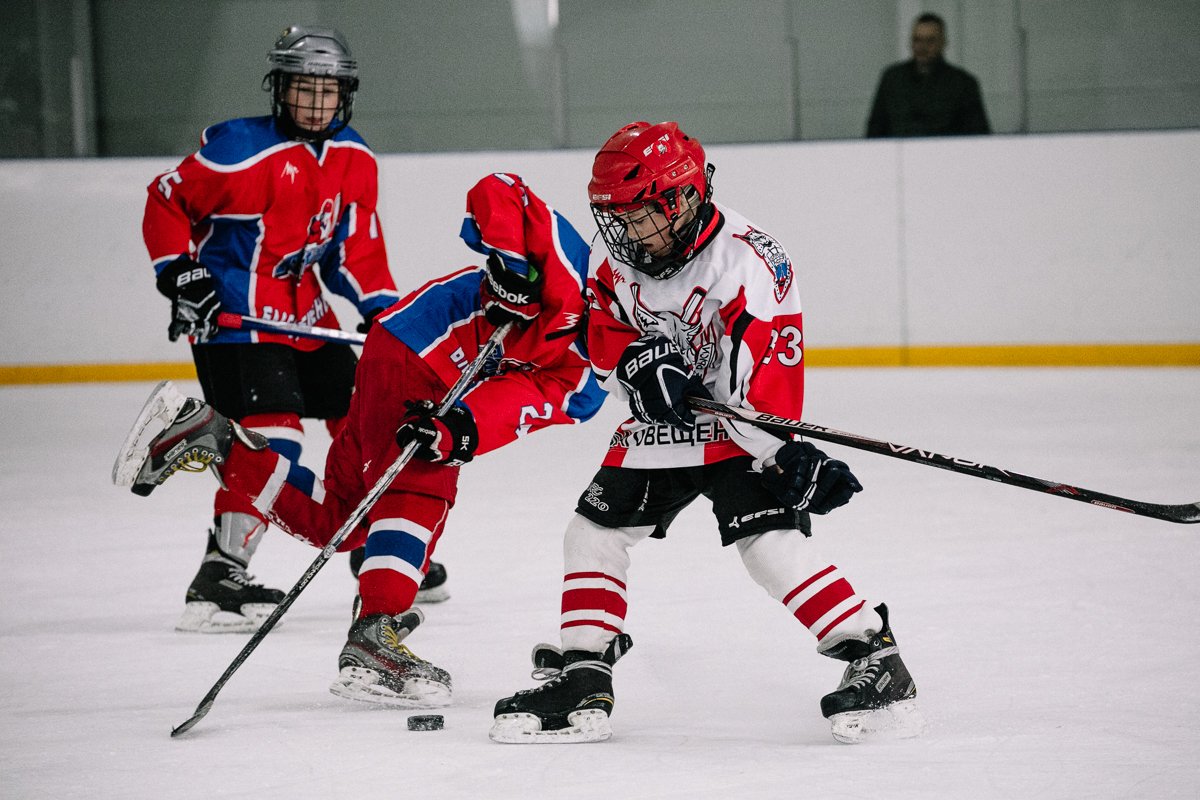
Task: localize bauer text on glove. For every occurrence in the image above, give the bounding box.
[615,334,710,430]
[156,257,221,343]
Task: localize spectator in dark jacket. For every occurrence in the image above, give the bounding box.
[866,12,990,138]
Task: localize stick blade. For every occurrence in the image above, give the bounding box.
[171,700,214,738]
[1159,501,1200,524]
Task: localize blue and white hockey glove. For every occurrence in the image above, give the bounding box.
[762,441,863,515]
[156,257,221,343]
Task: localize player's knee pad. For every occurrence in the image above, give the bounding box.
[241,411,304,462]
[563,514,654,576]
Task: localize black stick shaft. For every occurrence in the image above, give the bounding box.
[687,396,1200,525]
[171,323,513,737]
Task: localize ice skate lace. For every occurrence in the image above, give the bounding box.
[840,656,879,691]
[378,625,428,663]
[226,567,266,588]
[839,641,902,691]
[162,448,223,482]
[515,670,565,697]
[531,665,563,681]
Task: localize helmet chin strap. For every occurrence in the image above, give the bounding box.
[636,197,717,280]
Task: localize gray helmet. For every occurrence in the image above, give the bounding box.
[264,25,360,141]
[267,25,358,79]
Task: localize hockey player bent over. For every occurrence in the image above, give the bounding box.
[490,122,922,744]
[141,26,426,633]
[116,174,606,708]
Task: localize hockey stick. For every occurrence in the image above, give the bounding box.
[170,322,514,737]
[216,312,367,346]
[687,396,1200,525]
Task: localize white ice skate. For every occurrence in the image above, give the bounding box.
[112,380,189,489]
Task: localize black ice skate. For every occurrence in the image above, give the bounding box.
[819,603,924,743]
[414,560,450,603]
[112,380,267,495]
[330,609,452,707]
[490,634,632,744]
[176,556,286,633]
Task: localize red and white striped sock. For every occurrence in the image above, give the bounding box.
[736,529,882,649]
[558,515,654,653]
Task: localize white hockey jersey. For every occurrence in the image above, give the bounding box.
[587,202,806,469]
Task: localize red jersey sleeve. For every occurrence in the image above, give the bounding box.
[585,259,641,388]
[142,149,266,272]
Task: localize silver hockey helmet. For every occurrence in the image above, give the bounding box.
[264,25,359,141]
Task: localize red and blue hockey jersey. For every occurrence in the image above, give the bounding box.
[378,173,605,456]
[225,173,606,559]
[142,115,399,350]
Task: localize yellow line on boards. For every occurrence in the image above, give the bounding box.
[0,362,198,385]
[1,343,1198,385]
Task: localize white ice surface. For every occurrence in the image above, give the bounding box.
[2,369,1198,799]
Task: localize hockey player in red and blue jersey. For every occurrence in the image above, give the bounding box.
[116,173,606,709]
[491,122,922,745]
[142,26,404,634]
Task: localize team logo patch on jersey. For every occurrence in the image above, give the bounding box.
[629,284,719,373]
[733,227,792,302]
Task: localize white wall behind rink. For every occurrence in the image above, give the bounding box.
[1,130,1197,367]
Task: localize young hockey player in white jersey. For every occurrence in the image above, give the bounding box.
[491,121,923,745]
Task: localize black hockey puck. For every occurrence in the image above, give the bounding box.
[407,714,444,731]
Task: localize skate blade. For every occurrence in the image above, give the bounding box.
[489,709,612,744]
[175,601,278,633]
[329,666,452,708]
[829,699,925,744]
[112,380,187,488]
[414,585,450,604]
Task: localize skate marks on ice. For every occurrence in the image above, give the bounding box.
[828,698,926,744]
[329,665,453,709]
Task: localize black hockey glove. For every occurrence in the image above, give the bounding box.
[762,441,863,515]
[395,400,479,466]
[156,257,221,343]
[615,334,710,430]
[481,252,542,326]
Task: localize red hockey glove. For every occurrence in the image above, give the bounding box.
[481,252,542,326]
[762,441,863,515]
[156,257,221,343]
[615,335,709,430]
[395,400,479,466]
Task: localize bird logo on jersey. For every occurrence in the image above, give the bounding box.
[733,227,793,303]
[273,198,339,279]
[629,284,719,373]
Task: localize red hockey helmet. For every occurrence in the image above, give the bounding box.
[589,121,715,278]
